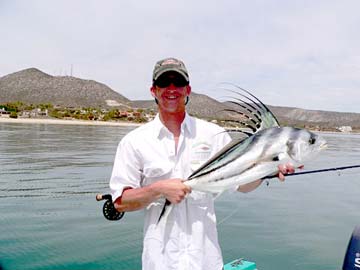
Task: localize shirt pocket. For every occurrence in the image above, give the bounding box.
[190,141,213,172]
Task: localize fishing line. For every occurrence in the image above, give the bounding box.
[217,164,360,226]
[217,204,241,225]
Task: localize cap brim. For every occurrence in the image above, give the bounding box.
[153,67,189,82]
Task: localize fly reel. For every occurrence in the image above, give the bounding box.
[96,194,124,221]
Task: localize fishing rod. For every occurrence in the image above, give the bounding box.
[96,164,360,221]
[264,164,360,179]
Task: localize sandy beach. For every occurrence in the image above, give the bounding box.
[1,116,358,134]
[0,117,143,127]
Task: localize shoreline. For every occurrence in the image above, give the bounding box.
[1,117,358,134]
[0,117,143,127]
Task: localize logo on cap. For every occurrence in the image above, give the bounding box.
[161,58,181,66]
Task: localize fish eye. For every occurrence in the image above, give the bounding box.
[309,137,316,145]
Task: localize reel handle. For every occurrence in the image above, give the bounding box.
[96,194,112,201]
[96,193,125,221]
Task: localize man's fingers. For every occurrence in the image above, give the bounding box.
[277,163,298,182]
[288,166,295,174]
[184,185,192,193]
[172,185,192,204]
[181,179,192,193]
[278,172,285,181]
[278,163,295,175]
[278,164,288,174]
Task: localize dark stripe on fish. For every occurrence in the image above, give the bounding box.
[187,139,250,180]
[157,87,282,224]
[245,127,281,157]
[208,162,257,183]
[289,127,302,143]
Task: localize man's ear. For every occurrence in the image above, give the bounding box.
[186,85,191,96]
[150,86,156,98]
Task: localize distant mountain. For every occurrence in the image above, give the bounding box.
[132,96,360,129]
[1,68,359,129]
[0,68,130,108]
[269,106,360,128]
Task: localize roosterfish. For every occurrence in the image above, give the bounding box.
[158,86,327,223]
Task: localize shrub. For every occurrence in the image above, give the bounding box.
[9,112,18,118]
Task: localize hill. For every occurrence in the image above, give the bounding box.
[1,68,359,130]
[269,106,360,129]
[0,68,130,108]
[132,95,360,129]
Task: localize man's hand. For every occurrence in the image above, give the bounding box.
[155,178,192,204]
[238,163,303,193]
[277,163,304,181]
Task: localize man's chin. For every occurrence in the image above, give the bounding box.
[159,105,186,114]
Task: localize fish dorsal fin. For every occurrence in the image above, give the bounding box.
[220,84,280,137]
[187,136,254,180]
[186,86,279,181]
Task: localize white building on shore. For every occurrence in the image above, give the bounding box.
[0,108,10,117]
[337,126,352,133]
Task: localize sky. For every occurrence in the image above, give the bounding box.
[1,0,360,113]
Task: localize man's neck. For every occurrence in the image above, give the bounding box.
[159,111,186,137]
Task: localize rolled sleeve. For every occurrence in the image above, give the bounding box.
[109,137,142,202]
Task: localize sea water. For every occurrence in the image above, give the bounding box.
[0,122,359,270]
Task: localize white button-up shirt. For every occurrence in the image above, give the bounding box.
[110,113,232,270]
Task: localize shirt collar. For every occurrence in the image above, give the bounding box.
[153,112,194,138]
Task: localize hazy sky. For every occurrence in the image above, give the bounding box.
[1,0,359,113]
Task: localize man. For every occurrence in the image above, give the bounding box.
[109,57,293,270]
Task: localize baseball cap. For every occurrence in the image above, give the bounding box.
[152,57,189,83]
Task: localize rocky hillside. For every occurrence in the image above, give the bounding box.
[132,96,360,129]
[269,106,360,128]
[0,68,130,108]
[1,68,359,129]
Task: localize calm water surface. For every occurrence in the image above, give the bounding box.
[1,123,359,270]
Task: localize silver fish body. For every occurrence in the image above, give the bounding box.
[157,87,327,223]
[185,126,327,194]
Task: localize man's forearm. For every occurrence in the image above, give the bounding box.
[237,179,263,193]
[114,178,191,212]
[114,184,162,212]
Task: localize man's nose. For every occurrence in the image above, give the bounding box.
[168,83,177,90]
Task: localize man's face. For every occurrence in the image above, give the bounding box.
[151,72,191,114]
